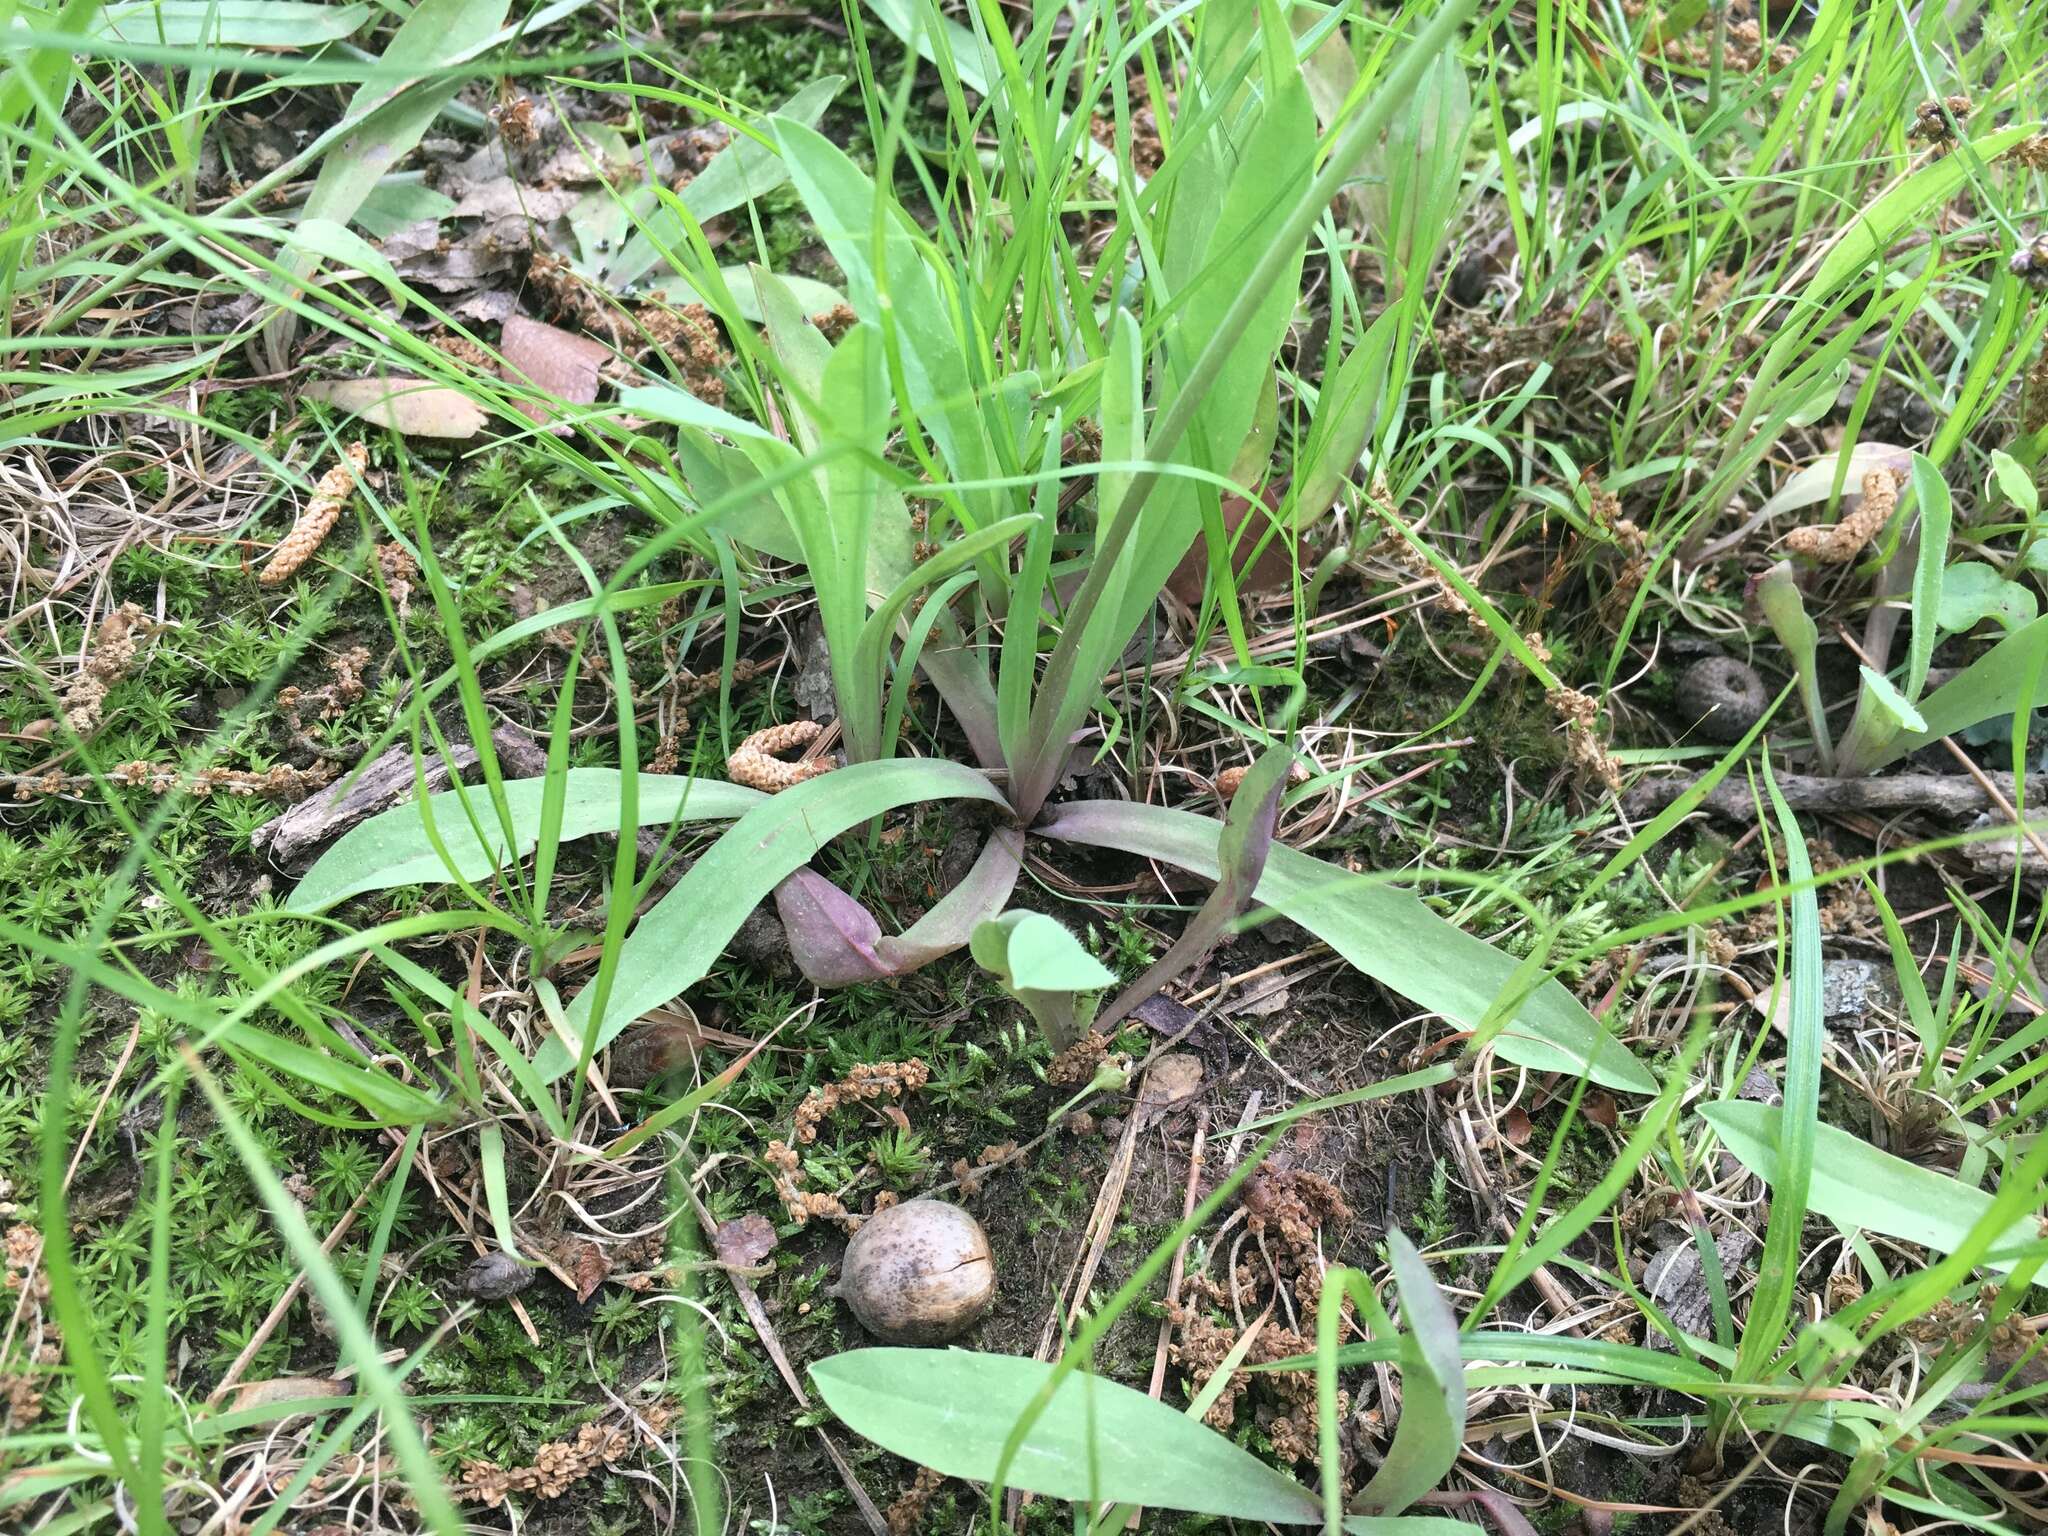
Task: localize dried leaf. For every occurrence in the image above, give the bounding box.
[452,289,520,324]
[1135,1053,1203,1129]
[374,217,446,263]
[713,1212,779,1270]
[450,180,581,221]
[390,231,519,292]
[608,1011,709,1088]
[305,377,487,439]
[497,314,611,424]
[231,1376,345,1413]
[572,1241,611,1303]
[1165,483,1297,606]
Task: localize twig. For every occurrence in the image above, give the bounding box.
[1625,770,2048,821]
[1932,736,2048,872]
[209,1141,407,1399]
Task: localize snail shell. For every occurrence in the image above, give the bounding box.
[833,1198,995,1345]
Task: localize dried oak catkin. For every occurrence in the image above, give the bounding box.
[727,720,837,791]
[261,442,368,585]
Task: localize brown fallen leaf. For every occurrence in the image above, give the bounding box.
[713,1212,779,1270]
[231,1376,345,1414]
[385,212,542,293]
[1134,1052,1204,1130]
[497,314,611,426]
[375,218,445,264]
[1165,480,1298,607]
[305,377,487,439]
[572,1241,611,1303]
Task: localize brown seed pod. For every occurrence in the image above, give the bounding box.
[832,1198,994,1345]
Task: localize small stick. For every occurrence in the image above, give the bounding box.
[1934,736,2048,872]
[1135,1108,1213,1521]
[210,1140,406,1398]
[1625,770,2048,821]
[1224,1091,1262,1169]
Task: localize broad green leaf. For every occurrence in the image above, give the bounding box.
[810,1349,1322,1521]
[1294,310,1402,519]
[350,178,456,239]
[0,0,104,131]
[1938,560,2038,634]
[771,116,1001,528]
[539,760,1006,1079]
[1906,453,1952,701]
[1161,40,1316,510]
[290,770,764,911]
[620,381,785,444]
[1809,125,2034,299]
[98,1,371,46]
[1096,306,1144,554]
[1876,612,2048,769]
[1352,1233,1465,1516]
[1756,561,1832,770]
[1992,448,2040,519]
[972,909,1113,1050]
[1854,667,1924,734]
[282,217,399,294]
[1836,665,1928,776]
[1364,46,1471,297]
[1037,800,1656,1093]
[976,911,1114,992]
[1702,1102,2040,1273]
[647,265,845,324]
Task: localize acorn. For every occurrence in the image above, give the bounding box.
[832,1198,995,1345]
[1674,656,1769,744]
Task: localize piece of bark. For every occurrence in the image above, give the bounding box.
[253,725,547,870]
[1625,771,2048,822]
[1643,1229,1755,1350]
